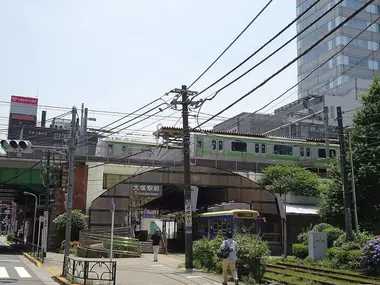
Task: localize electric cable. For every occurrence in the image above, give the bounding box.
[188,0,274,89]
[194,0,374,129]
[193,0,343,106]
[216,15,380,133]
[190,0,323,101]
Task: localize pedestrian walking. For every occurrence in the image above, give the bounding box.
[134,221,141,240]
[218,231,239,285]
[151,228,161,262]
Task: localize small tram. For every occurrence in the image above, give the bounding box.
[193,208,261,239]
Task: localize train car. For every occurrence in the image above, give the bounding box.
[190,131,339,170]
[193,209,260,240]
[95,138,183,163]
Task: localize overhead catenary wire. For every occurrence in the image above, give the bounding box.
[190,0,322,101]
[215,14,380,134]
[194,0,374,130]
[193,0,342,107]
[188,0,274,89]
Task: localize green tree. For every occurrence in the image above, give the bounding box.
[318,156,345,229]
[348,76,380,232]
[53,210,88,241]
[319,77,380,233]
[259,164,321,197]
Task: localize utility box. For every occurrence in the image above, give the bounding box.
[308,232,327,261]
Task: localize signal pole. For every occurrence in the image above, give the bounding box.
[337,106,353,241]
[63,106,77,275]
[170,85,200,272]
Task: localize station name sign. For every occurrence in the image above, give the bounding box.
[132,185,162,197]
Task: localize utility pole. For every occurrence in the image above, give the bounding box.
[170,85,199,272]
[63,106,77,275]
[348,128,359,233]
[324,106,330,173]
[336,106,353,241]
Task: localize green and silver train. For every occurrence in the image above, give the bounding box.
[95,129,339,171]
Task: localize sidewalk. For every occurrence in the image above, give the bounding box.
[43,252,246,285]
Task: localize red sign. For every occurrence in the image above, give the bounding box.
[11,95,38,105]
[10,113,36,121]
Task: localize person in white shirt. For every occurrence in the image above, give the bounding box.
[134,221,141,239]
[220,231,239,285]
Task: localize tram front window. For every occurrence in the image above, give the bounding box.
[234,218,257,234]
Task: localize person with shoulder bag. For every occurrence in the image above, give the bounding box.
[218,232,239,285]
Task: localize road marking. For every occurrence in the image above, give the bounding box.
[15,267,31,278]
[0,267,9,278]
[150,264,164,267]
[186,275,201,278]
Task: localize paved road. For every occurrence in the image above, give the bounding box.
[0,237,56,285]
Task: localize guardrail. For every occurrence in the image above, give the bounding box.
[8,237,45,263]
[79,228,141,258]
[63,256,116,285]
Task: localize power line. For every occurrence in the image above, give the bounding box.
[215,15,380,133]
[193,0,342,106]
[194,0,374,129]
[190,0,322,101]
[188,0,274,89]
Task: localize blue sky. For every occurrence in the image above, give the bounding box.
[0,0,297,138]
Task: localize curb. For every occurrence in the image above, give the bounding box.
[52,275,80,285]
[22,252,43,268]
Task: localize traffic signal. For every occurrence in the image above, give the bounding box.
[0,140,34,153]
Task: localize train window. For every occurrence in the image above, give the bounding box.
[218,141,223,151]
[330,149,336,157]
[300,147,304,157]
[108,144,113,154]
[197,140,202,148]
[261,144,266,154]
[122,146,127,156]
[231,141,247,152]
[318,149,326,158]
[274,145,293,155]
[306,147,310,157]
[255,143,259,153]
[54,133,61,140]
[212,140,216,150]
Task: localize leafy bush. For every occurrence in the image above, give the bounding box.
[193,234,269,282]
[333,231,374,250]
[292,244,308,259]
[296,223,343,248]
[327,248,361,270]
[6,234,15,242]
[361,237,380,276]
[53,210,88,241]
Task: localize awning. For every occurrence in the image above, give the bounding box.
[286,204,318,215]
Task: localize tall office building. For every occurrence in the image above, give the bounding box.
[297,0,380,99]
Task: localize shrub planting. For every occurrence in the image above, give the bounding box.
[361,237,380,276]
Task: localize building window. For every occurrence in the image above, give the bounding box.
[306,147,311,157]
[212,140,216,150]
[330,149,337,157]
[255,143,260,153]
[231,141,247,152]
[54,133,61,140]
[300,147,305,157]
[218,141,223,151]
[261,144,266,154]
[318,148,327,158]
[273,145,293,155]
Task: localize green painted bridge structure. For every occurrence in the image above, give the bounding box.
[0,158,47,203]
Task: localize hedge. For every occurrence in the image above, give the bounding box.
[292,244,308,259]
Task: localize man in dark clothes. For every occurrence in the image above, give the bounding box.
[151,229,161,262]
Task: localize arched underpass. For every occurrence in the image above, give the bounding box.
[89,165,284,253]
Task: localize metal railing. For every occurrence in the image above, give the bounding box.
[79,228,141,257]
[9,237,45,263]
[63,256,116,285]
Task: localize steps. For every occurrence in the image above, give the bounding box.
[139,241,165,254]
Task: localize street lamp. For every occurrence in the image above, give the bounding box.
[24,191,37,249]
